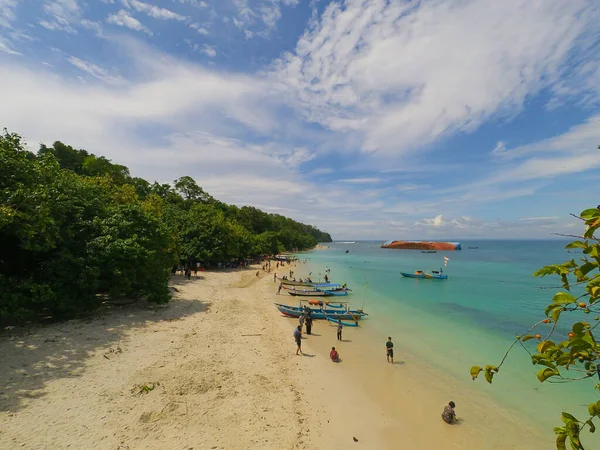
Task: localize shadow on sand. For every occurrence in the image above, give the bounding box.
[0,289,210,414]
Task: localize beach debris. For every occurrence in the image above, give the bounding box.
[132,382,160,396]
[353,436,358,442]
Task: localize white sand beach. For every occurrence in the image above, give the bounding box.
[0,266,551,449]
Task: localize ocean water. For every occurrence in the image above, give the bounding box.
[299,240,599,437]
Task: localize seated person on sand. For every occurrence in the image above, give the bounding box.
[441,401,457,424]
[330,347,340,362]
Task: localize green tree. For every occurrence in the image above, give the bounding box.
[471,206,600,450]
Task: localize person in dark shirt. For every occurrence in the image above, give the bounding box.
[293,326,302,355]
[386,337,394,363]
[441,401,457,424]
[305,314,313,335]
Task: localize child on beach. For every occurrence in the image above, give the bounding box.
[294,326,302,355]
[386,337,394,363]
[330,347,339,362]
[336,319,343,340]
[441,401,457,424]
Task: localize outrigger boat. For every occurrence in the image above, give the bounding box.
[288,290,332,297]
[274,303,367,321]
[278,278,341,288]
[400,270,448,280]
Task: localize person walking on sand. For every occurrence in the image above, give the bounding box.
[299,312,306,332]
[386,337,394,363]
[277,283,282,295]
[274,273,277,282]
[294,325,302,355]
[336,319,343,341]
[441,401,457,424]
[305,314,313,335]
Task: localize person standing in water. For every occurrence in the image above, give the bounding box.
[336,319,343,341]
[386,337,394,363]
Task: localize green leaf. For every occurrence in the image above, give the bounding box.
[553,292,577,305]
[561,412,578,423]
[537,367,557,382]
[521,334,537,342]
[566,241,588,249]
[572,322,587,335]
[556,433,567,450]
[581,208,600,220]
[484,367,494,384]
[588,401,600,416]
[575,261,599,280]
[538,340,557,353]
[586,419,596,433]
[470,366,482,380]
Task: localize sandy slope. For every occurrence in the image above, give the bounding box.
[0,266,549,449]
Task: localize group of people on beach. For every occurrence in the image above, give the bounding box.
[286,269,458,426]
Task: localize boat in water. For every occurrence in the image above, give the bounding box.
[400,270,448,280]
[274,303,367,321]
[382,240,461,250]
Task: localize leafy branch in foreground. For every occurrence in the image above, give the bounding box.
[471,206,600,450]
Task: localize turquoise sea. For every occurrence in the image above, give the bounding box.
[300,240,599,440]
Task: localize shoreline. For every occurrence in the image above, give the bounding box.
[1,264,551,449]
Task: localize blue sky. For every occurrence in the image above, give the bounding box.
[1,0,599,239]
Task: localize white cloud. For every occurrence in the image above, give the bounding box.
[80,19,102,36]
[40,0,81,33]
[189,22,208,34]
[519,217,558,222]
[175,0,207,7]
[310,167,334,175]
[125,0,187,21]
[232,0,298,38]
[0,37,20,55]
[271,0,600,157]
[107,10,152,35]
[200,44,216,57]
[397,184,428,192]
[66,56,122,84]
[0,0,20,28]
[337,177,382,184]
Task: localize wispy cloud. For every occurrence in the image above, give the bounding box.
[124,0,187,21]
[337,177,382,184]
[40,0,81,33]
[199,44,216,57]
[519,217,558,222]
[271,0,600,158]
[232,0,298,38]
[107,10,152,35]
[66,56,122,84]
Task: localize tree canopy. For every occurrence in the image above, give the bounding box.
[0,129,331,324]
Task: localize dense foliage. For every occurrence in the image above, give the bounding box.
[471,206,600,450]
[0,130,331,324]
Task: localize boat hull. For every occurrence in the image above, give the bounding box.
[400,272,448,280]
[287,290,332,297]
[274,303,366,320]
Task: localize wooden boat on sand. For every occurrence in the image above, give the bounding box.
[274,303,366,321]
[401,270,448,280]
[288,290,332,297]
